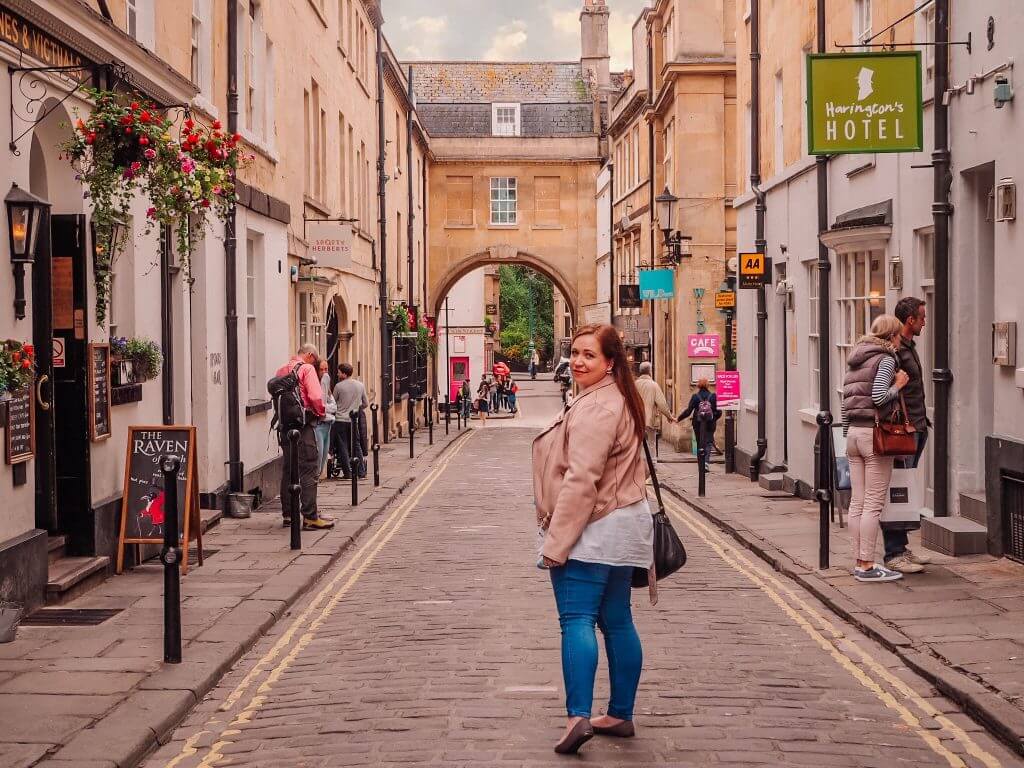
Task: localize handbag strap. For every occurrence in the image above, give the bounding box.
[642,438,666,515]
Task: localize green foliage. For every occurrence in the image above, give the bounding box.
[498,265,554,364]
[388,304,410,333]
[0,340,35,395]
[112,336,162,382]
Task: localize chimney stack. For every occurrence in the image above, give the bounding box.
[580,0,610,91]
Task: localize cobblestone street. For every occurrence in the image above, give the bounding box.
[145,410,1024,767]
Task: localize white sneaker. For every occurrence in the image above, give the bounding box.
[905,548,932,565]
[854,565,904,583]
[884,555,924,574]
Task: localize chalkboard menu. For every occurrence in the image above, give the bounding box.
[4,386,34,465]
[117,425,203,574]
[88,343,111,441]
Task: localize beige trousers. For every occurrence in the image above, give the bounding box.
[846,426,894,563]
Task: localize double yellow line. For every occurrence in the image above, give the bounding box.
[662,494,1003,768]
[163,431,474,768]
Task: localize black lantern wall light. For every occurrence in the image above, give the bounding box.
[5,183,50,320]
[654,187,693,265]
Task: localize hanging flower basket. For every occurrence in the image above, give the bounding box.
[110,336,161,384]
[0,340,35,397]
[388,304,411,334]
[62,88,250,326]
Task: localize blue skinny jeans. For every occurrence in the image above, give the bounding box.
[549,559,643,720]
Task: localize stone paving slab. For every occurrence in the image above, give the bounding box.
[656,460,1024,758]
[0,425,471,767]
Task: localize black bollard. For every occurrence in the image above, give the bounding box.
[697,421,707,498]
[725,411,736,474]
[370,403,381,487]
[455,395,462,430]
[159,455,182,664]
[288,429,301,550]
[427,397,434,446]
[349,409,359,506]
[444,395,450,435]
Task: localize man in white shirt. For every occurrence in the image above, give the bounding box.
[332,363,369,479]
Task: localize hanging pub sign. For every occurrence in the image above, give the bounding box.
[807,52,923,155]
[306,221,353,269]
[618,284,642,308]
[638,269,675,300]
[117,425,203,574]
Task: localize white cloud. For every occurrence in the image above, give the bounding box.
[398,15,449,59]
[608,10,637,70]
[484,20,529,60]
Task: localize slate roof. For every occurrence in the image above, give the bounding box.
[407,62,593,105]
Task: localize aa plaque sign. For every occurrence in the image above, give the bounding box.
[806,52,923,155]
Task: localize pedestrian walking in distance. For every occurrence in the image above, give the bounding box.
[476,375,491,426]
[635,361,674,459]
[533,323,652,755]
[841,315,910,583]
[332,363,369,479]
[677,377,720,471]
[271,344,335,530]
[460,379,472,422]
[882,296,932,575]
[315,360,336,481]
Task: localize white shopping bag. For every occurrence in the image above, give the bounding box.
[881,463,924,524]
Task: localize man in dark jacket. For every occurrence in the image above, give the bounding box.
[677,378,721,471]
[883,297,931,574]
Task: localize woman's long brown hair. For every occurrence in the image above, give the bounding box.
[572,323,646,446]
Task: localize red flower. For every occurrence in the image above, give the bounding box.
[205,140,217,153]
[23,344,33,356]
[232,132,242,142]
[201,199,211,208]
[187,134,199,145]
[140,110,151,123]
[125,127,133,134]
[184,118,195,130]
[75,119,86,132]
[120,115,133,125]
[139,136,149,146]
[21,359,30,369]
[86,133,96,144]
[212,119,222,130]
[11,351,20,363]
[130,101,140,111]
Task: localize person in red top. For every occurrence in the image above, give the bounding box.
[275,344,334,529]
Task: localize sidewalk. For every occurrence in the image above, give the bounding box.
[657,460,1024,757]
[0,422,470,768]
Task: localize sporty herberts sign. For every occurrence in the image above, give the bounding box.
[806,52,923,155]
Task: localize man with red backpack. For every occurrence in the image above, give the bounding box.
[270,344,335,530]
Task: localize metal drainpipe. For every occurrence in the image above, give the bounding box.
[225,0,243,492]
[814,0,834,569]
[646,24,656,373]
[748,0,768,481]
[376,26,390,442]
[406,67,417,413]
[608,162,615,322]
[932,0,952,517]
[160,225,174,425]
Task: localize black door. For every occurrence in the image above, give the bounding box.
[32,211,55,532]
[35,215,92,549]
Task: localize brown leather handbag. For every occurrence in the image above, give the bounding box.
[873,392,917,456]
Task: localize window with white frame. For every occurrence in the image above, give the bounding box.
[835,250,886,374]
[338,113,347,215]
[663,119,674,192]
[127,0,138,38]
[298,290,326,353]
[242,0,272,142]
[854,0,872,48]
[492,103,521,137]
[126,0,155,48]
[190,12,201,84]
[806,262,820,406]
[921,5,936,85]
[664,11,675,61]
[490,177,517,225]
[246,234,265,398]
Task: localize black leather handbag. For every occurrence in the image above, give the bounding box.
[632,439,687,588]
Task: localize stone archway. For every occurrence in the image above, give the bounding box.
[430,245,579,326]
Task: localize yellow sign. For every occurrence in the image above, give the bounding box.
[715,291,736,309]
[739,253,769,289]
[0,6,88,69]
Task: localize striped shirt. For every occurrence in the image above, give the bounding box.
[842,356,899,433]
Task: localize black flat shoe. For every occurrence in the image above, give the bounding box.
[592,720,635,738]
[554,719,594,755]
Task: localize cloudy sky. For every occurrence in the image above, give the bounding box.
[384,0,650,70]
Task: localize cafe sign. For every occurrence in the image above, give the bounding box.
[806,52,922,155]
[0,5,89,69]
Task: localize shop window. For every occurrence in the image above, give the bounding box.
[246,234,265,399]
[298,290,326,355]
[836,250,885,375]
[807,262,819,406]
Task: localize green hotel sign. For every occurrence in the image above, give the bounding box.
[806,52,923,155]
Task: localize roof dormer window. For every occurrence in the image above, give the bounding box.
[492,103,521,137]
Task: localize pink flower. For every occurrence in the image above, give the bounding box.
[146,207,157,219]
[144,148,156,160]
[130,161,142,172]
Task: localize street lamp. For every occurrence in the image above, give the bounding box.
[5,183,50,320]
[655,186,692,265]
